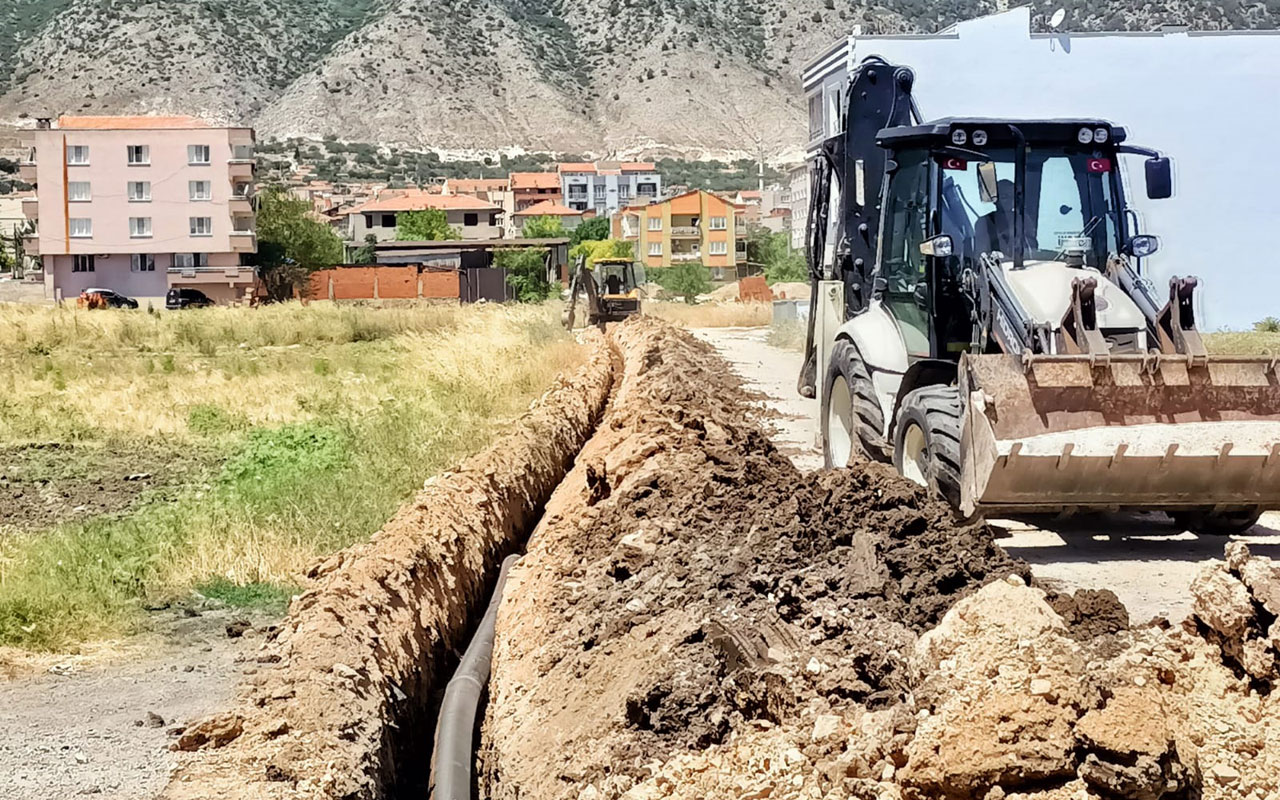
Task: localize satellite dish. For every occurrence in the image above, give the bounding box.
[1049,8,1066,28]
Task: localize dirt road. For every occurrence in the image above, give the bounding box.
[694,326,1280,621]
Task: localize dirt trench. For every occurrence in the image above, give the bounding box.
[160,329,614,800]
[481,320,1280,800]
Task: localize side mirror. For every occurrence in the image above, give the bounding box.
[1145,157,1173,200]
[1125,234,1160,258]
[977,162,998,204]
[919,234,954,258]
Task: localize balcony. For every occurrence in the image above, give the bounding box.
[670,226,700,238]
[671,253,701,263]
[228,159,254,179]
[167,265,255,283]
[19,159,37,182]
[229,227,257,253]
[229,196,253,214]
[21,196,38,219]
[22,230,39,255]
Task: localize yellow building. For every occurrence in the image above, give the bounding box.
[613,190,747,275]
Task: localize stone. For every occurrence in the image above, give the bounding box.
[1029,679,1053,697]
[811,714,842,742]
[174,713,244,751]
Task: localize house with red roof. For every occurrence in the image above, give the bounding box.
[344,190,504,243]
[512,200,584,234]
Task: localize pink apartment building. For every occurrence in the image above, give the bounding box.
[20,115,257,305]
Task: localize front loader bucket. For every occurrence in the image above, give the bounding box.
[958,353,1280,515]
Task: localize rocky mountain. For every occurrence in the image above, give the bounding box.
[2,0,1276,159]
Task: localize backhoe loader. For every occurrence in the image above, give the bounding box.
[800,56,1280,533]
[562,256,642,329]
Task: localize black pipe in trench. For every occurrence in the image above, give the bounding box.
[429,553,519,800]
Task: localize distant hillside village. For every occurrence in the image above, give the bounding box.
[1,115,806,307]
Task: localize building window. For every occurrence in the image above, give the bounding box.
[648,242,662,256]
[189,180,212,201]
[808,92,824,142]
[489,213,499,226]
[129,217,152,238]
[68,181,91,202]
[709,240,728,255]
[381,214,396,228]
[73,254,95,272]
[636,182,657,196]
[69,218,92,238]
[187,145,211,165]
[709,216,727,230]
[189,217,213,236]
[127,145,150,165]
[128,181,151,201]
[463,213,478,227]
[233,182,252,198]
[173,253,209,268]
[131,254,155,272]
[66,145,90,165]
[647,217,662,231]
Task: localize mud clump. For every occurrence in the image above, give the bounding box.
[481,318,1025,800]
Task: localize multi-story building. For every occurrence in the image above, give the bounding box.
[559,162,661,217]
[21,115,257,305]
[613,190,746,278]
[509,172,562,212]
[781,164,810,251]
[345,191,504,242]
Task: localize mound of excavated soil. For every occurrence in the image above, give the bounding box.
[484,318,1280,800]
[481,318,1024,799]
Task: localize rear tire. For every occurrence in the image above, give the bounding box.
[893,386,964,508]
[1171,508,1263,536]
[820,339,888,468]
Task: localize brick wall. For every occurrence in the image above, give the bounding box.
[306,267,460,301]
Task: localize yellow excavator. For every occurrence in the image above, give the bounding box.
[562,256,643,329]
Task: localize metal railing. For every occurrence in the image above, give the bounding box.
[670,226,700,236]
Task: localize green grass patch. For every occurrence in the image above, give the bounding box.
[0,303,584,650]
[196,578,295,612]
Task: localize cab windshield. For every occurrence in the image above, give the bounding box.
[938,145,1120,269]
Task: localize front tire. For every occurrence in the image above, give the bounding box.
[893,386,964,508]
[820,339,887,468]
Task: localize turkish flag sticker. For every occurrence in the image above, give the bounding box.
[941,157,968,171]
[1087,157,1112,173]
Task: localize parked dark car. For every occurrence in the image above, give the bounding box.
[166,288,214,310]
[80,288,139,309]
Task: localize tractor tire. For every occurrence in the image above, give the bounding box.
[820,339,888,468]
[893,386,964,508]
[1171,508,1263,537]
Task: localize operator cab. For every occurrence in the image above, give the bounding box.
[871,118,1172,360]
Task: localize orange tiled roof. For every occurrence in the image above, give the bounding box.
[621,162,656,172]
[557,162,597,174]
[514,200,584,217]
[57,115,215,130]
[349,191,499,214]
[449,178,509,193]
[510,172,560,190]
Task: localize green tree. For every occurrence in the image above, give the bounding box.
[520,215,566,239]
[747,226,808,284]
[652,262,711,303]
[255,187,344,302]
[570,216,611,245]
[1255,316,1280,333]
[497,248,554,303]
[350,233,378,264]
[571,238,633,268]
[396,208,458,241]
